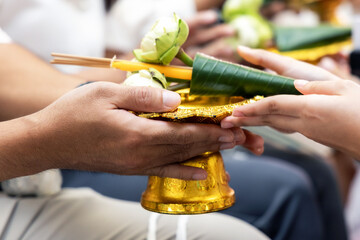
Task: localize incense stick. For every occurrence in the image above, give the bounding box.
[51,53,193,80]
[51,53,112,68]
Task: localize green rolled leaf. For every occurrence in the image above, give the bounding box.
[190,53,300,97]
[275,25,352,52]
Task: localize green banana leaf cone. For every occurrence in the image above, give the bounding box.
[190,53,300,98]
[275,25,352,52]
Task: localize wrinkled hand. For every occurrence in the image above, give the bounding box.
[221,47,360,159]
[183,10,237,61]
[35,82,263,180]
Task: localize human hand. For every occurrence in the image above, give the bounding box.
[32,82,263,180]
[182,10,237,61]
[186,38,239,63]
[194,0,225,11]
[235,46,342,82]
[317,54,352,80]
[221,76,360,160]
[350,0,360,12]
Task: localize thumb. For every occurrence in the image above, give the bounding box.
[295,80,342,95]
[114,85,181,112]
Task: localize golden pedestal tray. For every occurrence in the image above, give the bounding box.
[49,53,263,214]
[136,90,262,214]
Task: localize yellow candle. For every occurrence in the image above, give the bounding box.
[111,60,192,80]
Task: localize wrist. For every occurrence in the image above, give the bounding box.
[0,114,54,181]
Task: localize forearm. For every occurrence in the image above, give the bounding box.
[0,44,83,120]
[0,114,55,181]
[74,67,127,84]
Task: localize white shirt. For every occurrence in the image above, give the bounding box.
[0,0,197,72]
[0,0,106,73]
[0,27,11,43]
[106,0,197,52]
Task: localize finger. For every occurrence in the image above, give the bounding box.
[232,95,306,118]
[141,140,236,172]
[145,164,208,180]
[221,117,236,129]
[169,140,236,160]
[113,85,181,112]
[199,39,235,59]
[138,120,239,146]
[151,142,230,166]
[242,129,264,155]
[231,127,246,144]
[237,46,303,74]
[237,115,302,135]
[295,79,354,95]
[187,24,235,46]
[237,46,341,81]
[186,10,218,30]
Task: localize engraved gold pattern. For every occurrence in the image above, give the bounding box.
[135,93,263,123]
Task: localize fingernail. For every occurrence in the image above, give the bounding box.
[162,91,181,109]
[294,80,309,88]
[221,122,234,129]
[219,135,234,143]
[255,147,264,155]
[233,110,245,117]
[220,142,235,150]
[192,172,207,180]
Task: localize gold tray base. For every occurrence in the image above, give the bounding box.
[140,152,236,215]
[141,194,235,215]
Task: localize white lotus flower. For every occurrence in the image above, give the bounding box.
[133,14,189,65]
[123,68,167,89]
